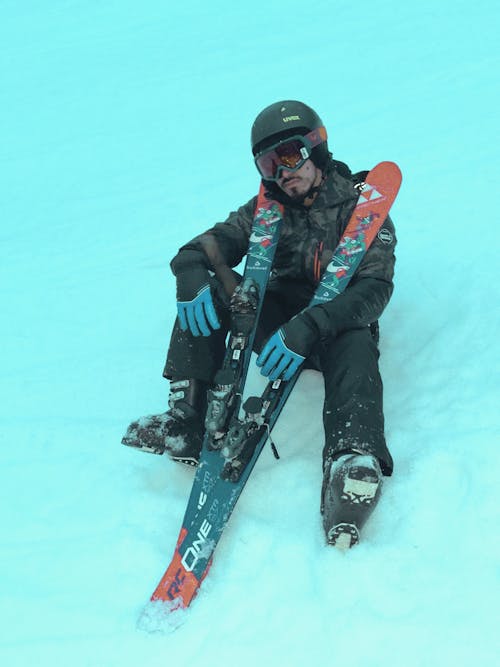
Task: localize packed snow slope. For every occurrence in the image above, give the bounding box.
[1,1,498,665]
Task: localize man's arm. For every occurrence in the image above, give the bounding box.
[170,197,257,296]
[307,214,397,338]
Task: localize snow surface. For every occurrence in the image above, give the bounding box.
[1,1,498,665]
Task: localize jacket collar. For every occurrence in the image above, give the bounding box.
[310,161,359,210]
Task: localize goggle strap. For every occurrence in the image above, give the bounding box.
[255,126,327,160]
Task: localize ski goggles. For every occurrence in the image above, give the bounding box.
[254,126,327,181]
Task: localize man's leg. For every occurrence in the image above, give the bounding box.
[122,279,231,465]
[319,327,393,547]
[320,327,393,473]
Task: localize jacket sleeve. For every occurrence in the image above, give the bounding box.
[306,215,397,338]
[170,197,257,276]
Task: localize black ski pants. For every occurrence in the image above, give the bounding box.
[163,282,393,476]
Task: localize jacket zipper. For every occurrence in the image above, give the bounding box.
[313,240,324,283]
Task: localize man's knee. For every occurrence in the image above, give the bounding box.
[321,328,381,389]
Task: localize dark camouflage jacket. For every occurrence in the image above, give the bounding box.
[171,159,397,339]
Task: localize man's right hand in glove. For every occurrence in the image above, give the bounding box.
[176,265,221,337]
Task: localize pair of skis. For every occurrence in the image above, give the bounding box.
[143,161,402,619]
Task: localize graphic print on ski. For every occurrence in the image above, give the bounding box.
[148,184,284,608]
[149,161,402,612]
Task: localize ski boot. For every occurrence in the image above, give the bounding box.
[121,379,207,467]
[321,451,383,550]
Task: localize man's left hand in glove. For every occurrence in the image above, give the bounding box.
[256,310,322,381]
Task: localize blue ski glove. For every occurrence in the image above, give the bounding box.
[256,311,320,381]
[176,266,221,337]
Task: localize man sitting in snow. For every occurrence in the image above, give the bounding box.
[123,100,397,549]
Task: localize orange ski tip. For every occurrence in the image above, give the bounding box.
[150,547,202,608]
[137,598,188,633]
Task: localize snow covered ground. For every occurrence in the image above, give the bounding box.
[1,1,498,665]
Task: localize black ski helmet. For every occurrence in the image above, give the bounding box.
[251,100,330,169]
